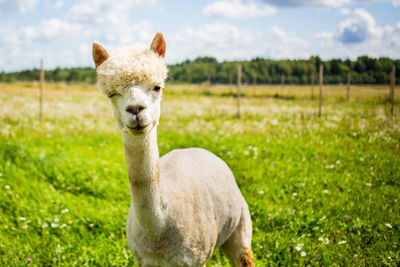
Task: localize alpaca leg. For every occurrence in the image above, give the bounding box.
[221,205,255,267]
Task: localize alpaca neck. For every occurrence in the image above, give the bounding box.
[122,127,164,234]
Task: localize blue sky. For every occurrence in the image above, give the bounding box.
[0,0,399,71]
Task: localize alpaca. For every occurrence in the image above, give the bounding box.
[92,32,254,267]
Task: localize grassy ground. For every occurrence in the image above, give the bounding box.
[0,82,399,266]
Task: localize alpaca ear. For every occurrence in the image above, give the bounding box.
[92,42,110,68]
[150,32,166,58]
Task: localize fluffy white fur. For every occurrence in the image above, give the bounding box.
[93,32,254,267]
[96,43,168,96]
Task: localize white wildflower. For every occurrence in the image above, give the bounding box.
[51,223,58,228]
[338,240,347,245]
[318,237,329,244]
[61,209,69,214]
[5,185,10,190]
[301,251,307,257]
[385,223,392,229]
[295,243,304,251]
[257,190,264,195]
[19,217,26,221]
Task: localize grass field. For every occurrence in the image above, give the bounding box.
[0,82,399,266]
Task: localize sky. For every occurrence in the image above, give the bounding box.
[0,0,399,71]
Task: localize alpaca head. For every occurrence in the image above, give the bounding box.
[92,32,168,137]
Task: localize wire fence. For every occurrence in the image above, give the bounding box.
[166,65,398,117]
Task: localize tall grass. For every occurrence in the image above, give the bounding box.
[0,83,399,266]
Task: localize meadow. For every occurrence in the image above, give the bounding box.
[0,82,399,266]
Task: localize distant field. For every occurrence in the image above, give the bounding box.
[0,82,399,266]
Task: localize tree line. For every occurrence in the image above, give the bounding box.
[0,56,398,85]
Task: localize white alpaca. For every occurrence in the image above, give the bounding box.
[92,32,254,267]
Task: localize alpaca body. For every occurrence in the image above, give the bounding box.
[126,145,251,266]
[93,32,254,267]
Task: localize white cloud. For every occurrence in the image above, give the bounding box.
[310,0,351,8]
[314,31,335,47]
[314,31,335,40]
[1,0,400,71]
[336,8,400,48]
[66,0,157,48]
[340,7,351,15]
[21,18,82,43]
[271,26,308,46]
[167,23,313,63]
[54,1,64,9]
[263,0,400,8]
[0,18,80,47]
[0,0,159,71]
[68,0,157,25]
[0,23,20,45]
[381,22,400,47]
[168,23,264,62]
[337,8,382,43]
[264,0,351,8]
[101,21,153,48]
[0,0,38,14]
[172,23,257,48]
[309,9,400,59]
[202,0,276,19]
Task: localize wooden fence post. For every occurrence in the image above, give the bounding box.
[311,72,315,98]
[281,73,285,96]
[39,59,44,123]
[236,64,242,118]
[229,74,233,94]
[319,65,323,117]
[205,74,211,94]
[391,65,396,115]
[347,72,351,101]
[253,74,256,97]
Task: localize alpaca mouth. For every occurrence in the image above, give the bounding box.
[126,123,151,134]
[132,125,145,130]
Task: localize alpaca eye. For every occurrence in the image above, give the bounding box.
[108,93,119,98]
[153,86,161,92]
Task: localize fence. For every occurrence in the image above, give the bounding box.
[32,61,397,122]
[176,63,397,118]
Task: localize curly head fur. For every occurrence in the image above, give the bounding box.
[94,38,168,96]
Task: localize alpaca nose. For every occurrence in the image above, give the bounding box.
[125,104,147,116]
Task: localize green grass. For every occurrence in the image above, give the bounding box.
[0,83,399,266]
